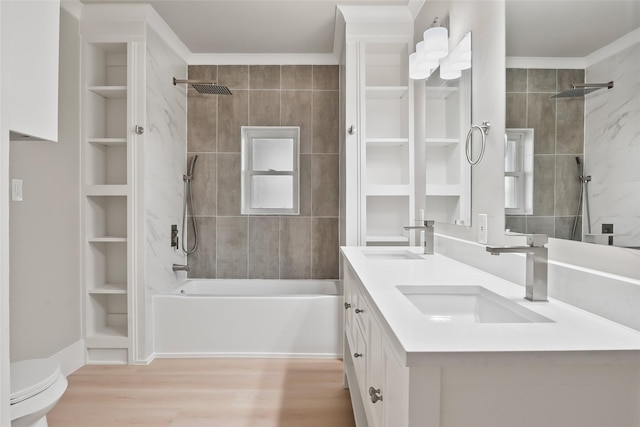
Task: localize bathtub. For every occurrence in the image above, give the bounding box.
[153,279,343,358]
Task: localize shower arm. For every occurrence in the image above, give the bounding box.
[572,81,614,90]
[174,77,216,85]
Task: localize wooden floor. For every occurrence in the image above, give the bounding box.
[47,358,356,427]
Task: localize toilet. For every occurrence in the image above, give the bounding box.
[10,359,68,427]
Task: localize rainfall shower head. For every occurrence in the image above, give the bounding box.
[551,81,613,98]
[173,77,232,95]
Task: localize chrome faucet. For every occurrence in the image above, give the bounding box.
[172,264,190,272]
[486,234,548,302]
[403,220,435,255]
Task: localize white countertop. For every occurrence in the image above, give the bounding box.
[341,246,640,366]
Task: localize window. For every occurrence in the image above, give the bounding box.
[241,126,300,215]
[504,129,534,215]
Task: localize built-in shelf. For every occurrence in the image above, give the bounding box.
[88,137,127,146]
[88,236,127,243]
[425,86,458,99]
[367,185,411,196]
[84,185,128,196]
[426,184,463,196]
[365,86,408,99]
[82,40,131,364]
[87,85,127,99]
[425,138,459,146]
[85,325,128,346]
[366,138,409,146]
[88,284,127,295]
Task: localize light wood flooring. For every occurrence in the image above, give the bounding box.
[47,358,356,427]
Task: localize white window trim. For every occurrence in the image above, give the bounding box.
[241,126,300,215]
[505,128,534,215]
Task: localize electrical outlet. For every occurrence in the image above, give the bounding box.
[478,214,488,244]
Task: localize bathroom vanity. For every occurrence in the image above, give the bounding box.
[341,247,640,427]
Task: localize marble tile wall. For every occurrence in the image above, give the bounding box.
[143,29,187,359]
[585,42,640,248]
[505,68,585,240]
[145,29,187,293]
[186,65,340,279]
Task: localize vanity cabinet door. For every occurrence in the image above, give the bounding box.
[382,344,409,426]
[365,317,385,427]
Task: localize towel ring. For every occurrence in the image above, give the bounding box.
[465,121,491,165]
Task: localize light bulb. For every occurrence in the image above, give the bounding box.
[422,26,448,60]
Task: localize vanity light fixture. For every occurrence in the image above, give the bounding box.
[439,55,461,80]
[449,32,472,71]
[409,52,432,80]
[422,18,449,61]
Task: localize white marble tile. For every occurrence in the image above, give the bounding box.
[145,28,187,294]
[585,41,640,248]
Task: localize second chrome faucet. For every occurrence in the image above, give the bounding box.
[403,220,435,255]
[486,234,548,302]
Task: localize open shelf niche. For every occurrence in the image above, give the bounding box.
[81,40,131,365]
[362,41,414,245]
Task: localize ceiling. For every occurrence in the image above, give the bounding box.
[80,0,640,57]
[505,1,640,58]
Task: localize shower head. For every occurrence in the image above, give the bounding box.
[173,77,232,95]
[551,81,613,98]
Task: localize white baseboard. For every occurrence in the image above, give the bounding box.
[133,353,156,365]
[49,340,85,377]
[153,352,342,359]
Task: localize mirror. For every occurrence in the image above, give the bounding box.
[505,3,640,249]
[422,32,472,226]
[241,126,300,215]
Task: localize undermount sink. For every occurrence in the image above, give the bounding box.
[397,285,553,323]
[363,250,423,260]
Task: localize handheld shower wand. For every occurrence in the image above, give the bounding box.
[181,155,199,255]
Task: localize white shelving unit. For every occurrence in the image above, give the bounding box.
[423,73,471,225]
[81,41,133,364]
[362,42,414,246]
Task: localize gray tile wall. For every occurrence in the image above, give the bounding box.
[505,68,585,240]
[186,65,340,279]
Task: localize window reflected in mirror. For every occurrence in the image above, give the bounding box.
[504,129,534,216]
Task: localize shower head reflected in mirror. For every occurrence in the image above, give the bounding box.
[551,81,613,98]
[173,77,232,95]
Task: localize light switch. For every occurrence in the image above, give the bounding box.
[478,213,488,244]
[11,179,23,201]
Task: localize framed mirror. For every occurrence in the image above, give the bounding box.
[241,126,300,215]
[422,32,472,226]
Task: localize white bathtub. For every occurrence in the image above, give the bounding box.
[153,279,343,358]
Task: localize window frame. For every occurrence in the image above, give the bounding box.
[241,126,300,215]
[504,128,534,215]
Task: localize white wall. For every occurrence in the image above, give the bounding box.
[415,1,507,245]
[8,8,81,361]
[0,1,10,422]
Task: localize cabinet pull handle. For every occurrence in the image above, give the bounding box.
[344,302,351,309]
[135,125,145,135]
[347,125,356,135]
[369,387,383,403]
[353,353,362,358]
[355,308,364,314]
